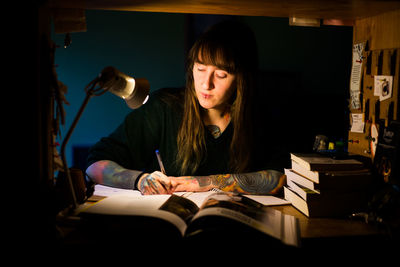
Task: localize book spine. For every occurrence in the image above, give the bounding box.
[284,168,318,191]
[291,160,319,183]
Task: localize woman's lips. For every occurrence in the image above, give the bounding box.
[201,93,212,99]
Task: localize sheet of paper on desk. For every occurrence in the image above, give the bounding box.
[94,184,142,197]
[244,195,290,206]
[94,185,290,207]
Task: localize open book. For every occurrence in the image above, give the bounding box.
[79,187,299,247]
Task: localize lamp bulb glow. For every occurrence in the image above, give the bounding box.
[98,66,150,109]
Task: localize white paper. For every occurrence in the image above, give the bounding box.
[93,185,290,207]
[244,195,290,206]
[93,184,143,197]
[350,42,365,109]
[374,75,393,101]
[350,113,365,133]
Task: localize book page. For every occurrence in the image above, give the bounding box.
[159,195,199,223]
[173,191,216,207]
[192,192,300,247]
[174,191,290,207]
[80,193,188,235]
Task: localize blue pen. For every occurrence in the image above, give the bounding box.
[155,150,166,175]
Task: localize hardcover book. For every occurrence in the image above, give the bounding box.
[284,186,368,217]
[290,153,364,172]
[285,153,372,217]
[80,190,300,247]
[286,166,372,191]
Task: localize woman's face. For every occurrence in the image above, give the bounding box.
[193,62,236,111]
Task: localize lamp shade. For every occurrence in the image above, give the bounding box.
[97,66,150,109]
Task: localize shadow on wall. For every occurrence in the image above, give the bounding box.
[254,70,349,154]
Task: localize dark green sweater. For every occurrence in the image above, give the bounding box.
[87,87,233,177]
[87,87,289,179]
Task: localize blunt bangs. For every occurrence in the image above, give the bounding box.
[194,41,237,74]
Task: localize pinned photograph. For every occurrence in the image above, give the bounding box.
[374,75,393,101]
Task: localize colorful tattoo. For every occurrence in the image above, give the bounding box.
[175,170,285,194]
[208,170,285,195]
[195,176,212,187]
[139,173,158,194]
[139,172,174,195]
[91,160,142,189]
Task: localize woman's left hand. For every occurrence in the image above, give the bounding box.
[138,171,177,195]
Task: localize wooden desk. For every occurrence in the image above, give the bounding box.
[62,194,386,250]
[270,204,390,251]
[272,205,381,239]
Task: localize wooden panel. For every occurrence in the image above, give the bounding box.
[354,9,400,50]
[349,9,400,159]
[348,48,400,158]
[52,8,87,33]
[49,0,400,20]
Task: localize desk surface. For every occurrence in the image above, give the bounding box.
[60,193,387,250]
[85,190,382,240]
[271,205,381,239]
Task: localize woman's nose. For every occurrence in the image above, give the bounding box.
[202,72,214,90]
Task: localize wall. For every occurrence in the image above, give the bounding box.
[353,9,400,51]
[348,9,400,158]
[53,10,186,167]
[53,10,353,169]
[244,16,353,152]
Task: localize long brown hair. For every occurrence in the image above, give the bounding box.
[176,20,258,175]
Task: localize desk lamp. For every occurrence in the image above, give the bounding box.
[60,66,150,211]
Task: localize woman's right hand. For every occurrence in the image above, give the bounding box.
[138,171,177,195]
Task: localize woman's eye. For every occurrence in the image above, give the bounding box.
[194,63,206,72]
[216,72,227,79]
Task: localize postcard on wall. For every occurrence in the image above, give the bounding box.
[350,113,365,133]
[350,41,366,109]
[374,75,393,101]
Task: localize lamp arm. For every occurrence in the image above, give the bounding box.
[58,66,147,212]
[60,80,104,210]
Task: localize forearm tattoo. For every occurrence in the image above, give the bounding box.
[98,161,142,189]
[206,170,286,195]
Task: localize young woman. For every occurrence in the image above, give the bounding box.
[86,20,287,195]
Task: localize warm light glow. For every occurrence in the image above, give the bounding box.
[142,95,149,105]
[124,77,136,98]
[289,17,320,27]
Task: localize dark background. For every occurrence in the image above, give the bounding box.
[52,11,353,171]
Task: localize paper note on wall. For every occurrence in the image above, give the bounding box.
[350,42,366,109]
[374,75,393,101]
[350,113,365,133]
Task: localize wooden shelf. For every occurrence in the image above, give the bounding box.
[50,0,400,20]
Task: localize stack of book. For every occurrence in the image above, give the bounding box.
[284,153,372,217]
